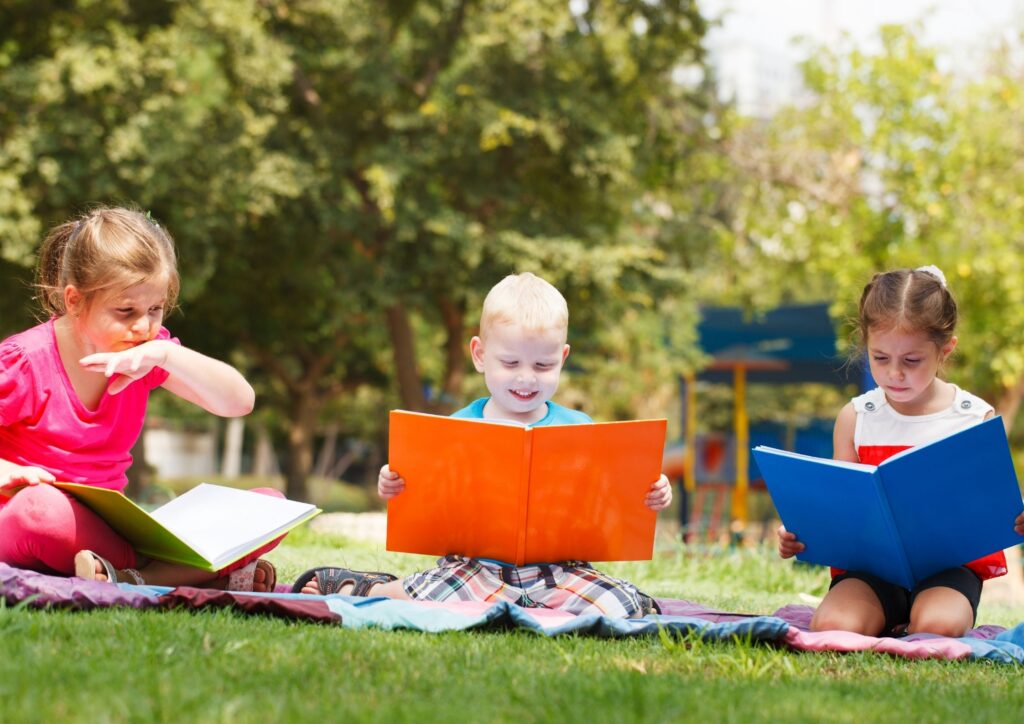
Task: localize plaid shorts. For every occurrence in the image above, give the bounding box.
[401,555,658,618]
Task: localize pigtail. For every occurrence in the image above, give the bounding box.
[35,220,79,318]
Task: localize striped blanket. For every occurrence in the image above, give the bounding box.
[2,563,1022,664]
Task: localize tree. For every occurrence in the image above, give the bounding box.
[718,24,1024,428]
[1,1,717,498]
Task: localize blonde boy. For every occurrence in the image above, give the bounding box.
[293,273,672,618]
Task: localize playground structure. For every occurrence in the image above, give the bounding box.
[666,304,858,544]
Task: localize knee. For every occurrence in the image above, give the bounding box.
[810,608,881,636]
[908,612,970,638]
[1,484,74,537]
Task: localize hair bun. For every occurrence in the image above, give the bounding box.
[915,265,947,289]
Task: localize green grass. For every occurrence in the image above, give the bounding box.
[3,527,1024,723]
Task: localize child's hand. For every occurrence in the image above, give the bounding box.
[1015,511,1024,536]
[378,464,405,500]
[0,466,56,495]
[777,525,805,559]
[80,340,171,395]
[644,474,673,511]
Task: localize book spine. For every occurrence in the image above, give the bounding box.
[873,469,915,588]
[515,429,534,566]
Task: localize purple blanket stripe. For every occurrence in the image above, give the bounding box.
[0,562,159,609]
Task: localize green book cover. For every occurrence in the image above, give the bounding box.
[55,482,321,572]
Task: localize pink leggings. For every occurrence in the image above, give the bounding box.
[0,483,286,577]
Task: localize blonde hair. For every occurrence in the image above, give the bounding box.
[36,207,179,317]
[479,273,568,339]
[857,267,957,350]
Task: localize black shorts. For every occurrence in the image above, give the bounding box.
[829,566,983,634]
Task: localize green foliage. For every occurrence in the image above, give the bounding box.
[721,24,1024,412]
[0,0,719,496]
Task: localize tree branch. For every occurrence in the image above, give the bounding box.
[411,0,474,100]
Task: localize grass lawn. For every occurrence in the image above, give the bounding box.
[3,524,1024,723]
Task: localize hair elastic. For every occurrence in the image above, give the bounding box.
[915,264,947,288]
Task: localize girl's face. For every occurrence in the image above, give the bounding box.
[66,277,168,355]
[866,325,957,414]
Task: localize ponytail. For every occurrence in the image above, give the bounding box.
[35,221,78,317]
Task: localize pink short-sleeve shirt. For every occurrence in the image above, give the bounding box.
[0,319,179,492]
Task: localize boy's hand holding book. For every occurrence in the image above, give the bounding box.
[644,474,673,511]
[378,464,405,500]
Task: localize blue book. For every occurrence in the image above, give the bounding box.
[752,417,1024,590]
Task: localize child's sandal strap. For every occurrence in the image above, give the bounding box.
[74,550,145,585]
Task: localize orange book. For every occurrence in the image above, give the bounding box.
[385,410,667,565]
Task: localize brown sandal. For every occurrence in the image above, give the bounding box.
[290,567,397,595]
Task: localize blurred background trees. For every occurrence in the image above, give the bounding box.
[2,2,1023,500]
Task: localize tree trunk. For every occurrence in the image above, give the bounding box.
[253,425,278,478]
[221,417,245,479]
[437,294,466,413]
[386,302,428,411]
[284,392,320,501]
[314,423,339,478]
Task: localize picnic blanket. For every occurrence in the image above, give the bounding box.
[3,562,1023,664]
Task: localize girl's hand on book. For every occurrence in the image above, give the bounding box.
[777,525,805,559]
[1015,511,1024,536]
[2,465,56,487]
[378,464,406,500]
[644,474,672,511]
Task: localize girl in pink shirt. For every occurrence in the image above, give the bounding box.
[0,207,279,590]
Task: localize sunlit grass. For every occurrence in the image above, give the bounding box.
[4,526,1024,722]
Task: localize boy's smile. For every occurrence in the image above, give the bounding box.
[470,323,570,425]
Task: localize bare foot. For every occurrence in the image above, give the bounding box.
[74,551,109,581]
[252,560,275,593]
[218,558,277,592]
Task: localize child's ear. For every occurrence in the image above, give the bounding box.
[470,336,486,372]
[940,335,958,362]
[63,285,83,317]
[561,344,570,365]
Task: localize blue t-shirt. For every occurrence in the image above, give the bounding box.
[451,398,592,426]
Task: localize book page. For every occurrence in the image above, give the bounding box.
[151,484,319,567]
[752,446,876,473]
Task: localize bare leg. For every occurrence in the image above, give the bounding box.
[810,578,886,635]
[78,555,275,592]
[907,587,974,637]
